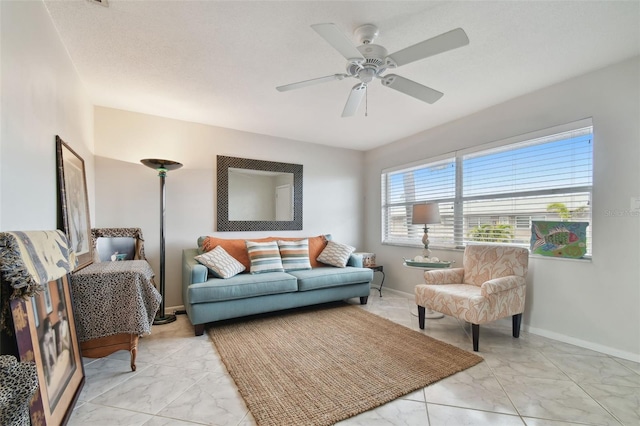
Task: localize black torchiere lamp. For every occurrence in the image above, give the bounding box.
[141,158,183,325]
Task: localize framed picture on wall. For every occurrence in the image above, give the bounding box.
[56,136,93,270]
[10,274,84,425]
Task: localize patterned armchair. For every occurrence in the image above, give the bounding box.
[415,245,529,351]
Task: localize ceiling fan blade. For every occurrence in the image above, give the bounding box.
[381,74,443,104]
[386,28,469,67]
[342,83,367,117]
[311,23,365,63]
[276,74,349,92]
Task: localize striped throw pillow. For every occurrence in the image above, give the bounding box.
[277,239,312,271]
[246,240,284,274]
[317,240,355,268]
[194,246,245,279]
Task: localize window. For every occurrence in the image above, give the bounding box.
[515,215,547,229]
[381,120,593,255]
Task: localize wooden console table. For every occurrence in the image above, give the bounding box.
[70,260,161,371]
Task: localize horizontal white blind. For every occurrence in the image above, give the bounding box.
[382,157,457,247]
[462,127,592,252]
[382,124,593,254]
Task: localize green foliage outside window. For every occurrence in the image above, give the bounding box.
[546,202,587,220]
[467,224,515,242]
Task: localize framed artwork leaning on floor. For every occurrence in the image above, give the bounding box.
[10,275,84,425]
[0,230,84,425]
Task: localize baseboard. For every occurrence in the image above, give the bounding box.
[381,287,640,362]
[166,304,186,315]
[523,325,640,362]
[381,287,413,298]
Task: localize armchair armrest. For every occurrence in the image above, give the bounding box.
[481,276,526,296]
[424,267,464,284]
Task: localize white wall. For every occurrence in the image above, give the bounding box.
[0,1,94,352]
[93,107,365,308]
[0,0,94,231]
[364,57,640,360]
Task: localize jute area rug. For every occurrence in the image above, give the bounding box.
[208,302,483,426]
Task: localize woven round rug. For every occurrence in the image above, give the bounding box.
[208,302,482,426]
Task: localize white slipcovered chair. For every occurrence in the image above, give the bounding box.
[415,245,529,351]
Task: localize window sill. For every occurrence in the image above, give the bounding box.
[383,241,592,262]
[530,254,592,263]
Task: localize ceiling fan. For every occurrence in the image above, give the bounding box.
[276,23,469,117]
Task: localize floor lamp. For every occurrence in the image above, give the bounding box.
[141,158,183,325]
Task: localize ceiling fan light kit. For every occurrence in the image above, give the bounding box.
[276,23,469,117]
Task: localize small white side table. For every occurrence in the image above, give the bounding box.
[403,262,447,319]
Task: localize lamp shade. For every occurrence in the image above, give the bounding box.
[141,158,183,171]
[411,203,441,225]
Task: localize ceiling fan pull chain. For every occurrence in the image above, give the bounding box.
[365,86,368,117]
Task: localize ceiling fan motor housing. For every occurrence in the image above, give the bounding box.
[347,44,389,82]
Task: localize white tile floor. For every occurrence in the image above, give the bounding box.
[69,290,640,425]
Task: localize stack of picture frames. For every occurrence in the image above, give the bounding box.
[0,231,84,425]
[0,136,93,425]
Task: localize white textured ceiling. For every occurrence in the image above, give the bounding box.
[44,0,640,150]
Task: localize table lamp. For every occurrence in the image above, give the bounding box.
[411,202,445,319]
[141,158,183,325]
[411,203,441,258]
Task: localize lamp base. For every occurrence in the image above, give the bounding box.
[153,314,177,325]
[421,228,432,259]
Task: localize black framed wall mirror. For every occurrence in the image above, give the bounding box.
[217,155,303,231]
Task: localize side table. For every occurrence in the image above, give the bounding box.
[70,260,161,371]
[366,265,385,297]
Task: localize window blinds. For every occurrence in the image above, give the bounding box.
[382,123,593,254]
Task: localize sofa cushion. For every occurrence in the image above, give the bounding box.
[188,272,298,304]
[194,246,245,279]
[317,240,355,268]
[277,239,312,271]
[200,235,329,269]
[246,241,285,274]
[288,267,373,291]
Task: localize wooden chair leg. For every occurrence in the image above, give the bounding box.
[512,313,522,338]
[129,334,139,372]
[418,306,425,329]
[360,296,368,305]
[472,324,479,351]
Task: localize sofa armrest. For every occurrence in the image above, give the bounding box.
[424,267,464,284]
[347,253,364,268]
[481,276,526,296]
[182,249,208,286]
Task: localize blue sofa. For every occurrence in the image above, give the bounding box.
[182,245,373,336]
